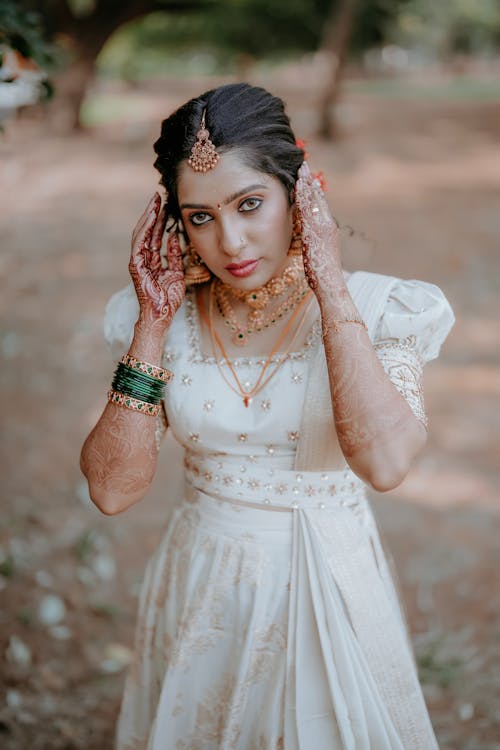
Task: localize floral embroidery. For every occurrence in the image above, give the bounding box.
[374,336,428,428]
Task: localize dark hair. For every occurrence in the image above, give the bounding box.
[153,83,304,229]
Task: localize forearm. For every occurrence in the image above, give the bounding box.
[80,321,168,515]
[318,270,426,491]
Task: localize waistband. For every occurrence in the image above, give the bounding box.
[183,450,367,512]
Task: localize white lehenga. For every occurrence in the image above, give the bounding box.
[104,270,455,750]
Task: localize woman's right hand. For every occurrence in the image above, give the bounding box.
[129,192,186,337]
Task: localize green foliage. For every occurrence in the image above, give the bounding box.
[74,529,98,562]
[390,0,500,56]
[66,0,98,18]
[98,0,414,80]
[0,552,16,578]
[417,632,465,688]
[0,0,58,68]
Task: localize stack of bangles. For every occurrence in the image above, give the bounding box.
[107,354,174,417]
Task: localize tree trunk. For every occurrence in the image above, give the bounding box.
[317,0,357,140]
[48,51,100,131]
[37,0,191,131]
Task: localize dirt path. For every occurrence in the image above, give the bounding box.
[1,71,499,749]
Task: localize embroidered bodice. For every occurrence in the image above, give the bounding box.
[104,272,455,473]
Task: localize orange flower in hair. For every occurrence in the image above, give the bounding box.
[312,171,327,192]
[295,138,308,160]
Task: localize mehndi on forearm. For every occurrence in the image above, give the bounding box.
[80,325,169,514]
[318,274,426,489]
[80,405,161,512]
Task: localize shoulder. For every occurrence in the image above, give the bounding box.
[103,283,138,361]
[103,284,189,362]
[370,273,455,363]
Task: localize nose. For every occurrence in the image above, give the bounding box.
[217,216,246,257]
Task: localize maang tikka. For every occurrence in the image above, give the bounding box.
[188,110,219,173]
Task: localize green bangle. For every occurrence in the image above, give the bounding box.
[112,372,165,400]
[111,363,166,405]
[113,362,166,390]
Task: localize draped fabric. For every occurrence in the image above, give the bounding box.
[104,270,455,749]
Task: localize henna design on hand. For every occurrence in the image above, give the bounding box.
[129,193,185,337]
[294,162,342,296]
[294,166,426,479]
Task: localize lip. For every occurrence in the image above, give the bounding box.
[225,259,260,277]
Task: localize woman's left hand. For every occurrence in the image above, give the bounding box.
[294,162,342,295]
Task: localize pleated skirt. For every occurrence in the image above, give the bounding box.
[115,480,438,750]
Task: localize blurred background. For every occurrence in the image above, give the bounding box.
[1,1,499,748]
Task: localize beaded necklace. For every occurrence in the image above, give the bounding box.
[214,257,309,346]
[199,281,314,407]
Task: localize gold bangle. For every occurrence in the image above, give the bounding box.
[107,389,161,417]
[324,318,368,335]
[120,354,174,383]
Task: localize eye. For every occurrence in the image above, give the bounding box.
[189,212,212,226]
[239,197,262,212]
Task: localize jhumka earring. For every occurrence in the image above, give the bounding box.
[188,110,219,173]
[288,210,303,257]
[184,244,211,285]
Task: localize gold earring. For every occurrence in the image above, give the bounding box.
[184,245,211,285]
[288,211,303,257]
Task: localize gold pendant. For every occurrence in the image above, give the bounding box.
[233,328,249,346]
[243,395,252,407]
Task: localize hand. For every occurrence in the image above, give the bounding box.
[129,193,185,336]
[294,162,342,295]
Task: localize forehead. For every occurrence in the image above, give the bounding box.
[177,150,275,205]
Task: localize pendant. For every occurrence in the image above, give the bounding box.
[233,328,249,346]
[243,395,252,407]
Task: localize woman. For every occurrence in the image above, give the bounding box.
[80,83,455,749]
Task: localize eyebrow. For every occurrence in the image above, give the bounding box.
[180,183,268,211]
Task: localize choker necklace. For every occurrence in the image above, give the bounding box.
[215,258,309,346]
[199,281,313,407]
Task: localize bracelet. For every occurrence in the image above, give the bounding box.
[108,389,161,417]
[112,363,165,404]
[120,354,174,383]
[324,317,368,335]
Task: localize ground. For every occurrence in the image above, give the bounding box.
[0,67,499,749]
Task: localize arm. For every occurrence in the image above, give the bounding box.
[295,165,427,492]
[80,193,185,515]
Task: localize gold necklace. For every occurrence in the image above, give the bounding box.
[199,281,314,407]
[215,257,309,346]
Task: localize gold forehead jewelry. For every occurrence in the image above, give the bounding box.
[188,110,219,173]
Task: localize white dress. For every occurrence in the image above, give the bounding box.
[104,270,455,750]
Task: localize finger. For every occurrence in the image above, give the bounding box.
[166,232,184,273]
[132,207,159,262]
[134,193,161,234]
[150,204,167,251]
[131,194,161,249]
[296,171,331,225]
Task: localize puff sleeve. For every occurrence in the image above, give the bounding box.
[372,278,455,428]
[103,283,140,362]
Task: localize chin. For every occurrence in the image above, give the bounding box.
[219,258,288,291]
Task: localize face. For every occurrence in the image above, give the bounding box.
[177,150,294,289]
